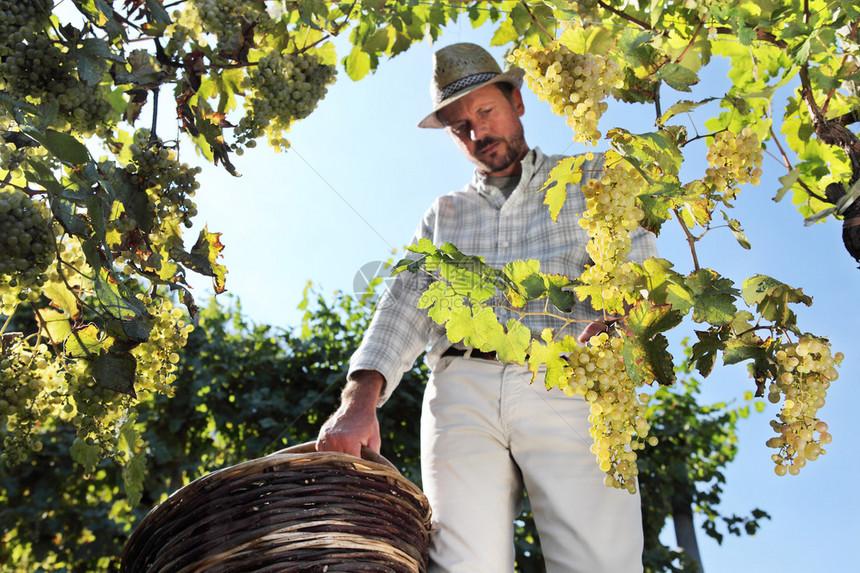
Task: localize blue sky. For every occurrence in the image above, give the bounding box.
[180,18,860,573]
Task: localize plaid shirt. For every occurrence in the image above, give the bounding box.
[350,148,658,405]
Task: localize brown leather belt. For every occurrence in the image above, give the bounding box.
[442,347,498,361]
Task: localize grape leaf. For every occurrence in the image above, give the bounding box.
[622,332,675,386]
[528,330,579,390]
[625,300,684,340]
[657,62,699,92]
[686,269,739,326]
[722,211,751,249]
[742,274,811,326]
[70,437,101,474]
[119,413,146,507]
[546,274,577,313]
[690,328,726,377]
[43,279,81,318]
[485,319,531,365]
[445,304,492,349]
[65,323,110,358]
[722,336,767,366]
[38,309,73,347]
[171,227,228,294]
[418,281,460,324]
[344,46,371,80]
[540,155,587,221]
[637,193,672,234]
[92,348,137,397]
[491,11,518,46]
[25,129,90,165]
[95,267,149,321]
[658,98,718,125]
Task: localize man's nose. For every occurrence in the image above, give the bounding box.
[470,119,490,141]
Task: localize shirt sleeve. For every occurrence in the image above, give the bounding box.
[628,224,658,264]
[347,202,440,407]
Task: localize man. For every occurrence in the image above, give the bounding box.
[317,43,656,572]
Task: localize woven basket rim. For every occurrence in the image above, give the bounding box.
[121,441,431,573]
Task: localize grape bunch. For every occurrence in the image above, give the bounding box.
[705,127,763,195]
[192,0,271,47]
[548,332,654,493]
[128,130,201,228]
[0,186,55,315]
[0,0,51,54]
[131,295,194,395]
[67,358,134,460]
[577,152,645,314]
[0,338,65,467]
[113,132,202,273]
[236,50,337,151]
[766,335,842,476]
[0,29,114,136]
[510,42,623,144]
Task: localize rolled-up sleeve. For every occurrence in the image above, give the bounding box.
[348,204,439,406]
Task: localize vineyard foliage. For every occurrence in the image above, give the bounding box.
[0,0,856,549]
[0,291,765,571]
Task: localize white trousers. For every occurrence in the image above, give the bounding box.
[420,356,644,573]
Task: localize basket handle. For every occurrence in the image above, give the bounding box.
[272,441,398,472]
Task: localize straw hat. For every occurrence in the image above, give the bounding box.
[417,43,525,129]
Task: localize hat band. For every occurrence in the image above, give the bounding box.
[439,71,499,101]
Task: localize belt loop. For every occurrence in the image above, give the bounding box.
[463,348,473,359]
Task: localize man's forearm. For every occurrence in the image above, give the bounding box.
[343,369,385,408]
[316,369,385,456]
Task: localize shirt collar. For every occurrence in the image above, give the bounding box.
[471,147,546,197]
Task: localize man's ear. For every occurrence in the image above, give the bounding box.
[512,88,525,117]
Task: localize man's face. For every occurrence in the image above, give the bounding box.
[436,84,528,177]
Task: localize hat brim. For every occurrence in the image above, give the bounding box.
[417,68,525,129]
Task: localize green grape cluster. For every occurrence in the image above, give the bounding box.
[0,186,55,315]
[236,50,337,151]
[68,358,132,457]
[0,136,36,183]
[0,28,114,136]
[510,42,623,144]
[131,295,194,395]
[192,0,271,47]
[552,332,655,493]
[167,4,205,55]
[0,338,65,467]
[128,130,201,228]
[705,127,763,194]
[578,152,645,314]
[766,335,842,476]
[114,133,201,274]
[0,0,51,55]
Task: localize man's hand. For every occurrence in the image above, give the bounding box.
[316,370,384,458]
[578,321,610,343]
[578,316,630,343]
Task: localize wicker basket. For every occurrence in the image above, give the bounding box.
[121,442,432,573]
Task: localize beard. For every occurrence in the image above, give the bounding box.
[473,128,528,175]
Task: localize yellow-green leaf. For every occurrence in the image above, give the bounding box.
[540,155,587,221]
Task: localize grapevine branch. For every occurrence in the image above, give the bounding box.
[674,18,705,65]
[712,27,788,49]
[0,312,14,337]
[519,0,554,42]
[799,63,860,183]
[30,304,63,358]
[596,0,653,31]
[765,125,829,204]
[673,208,701,271]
